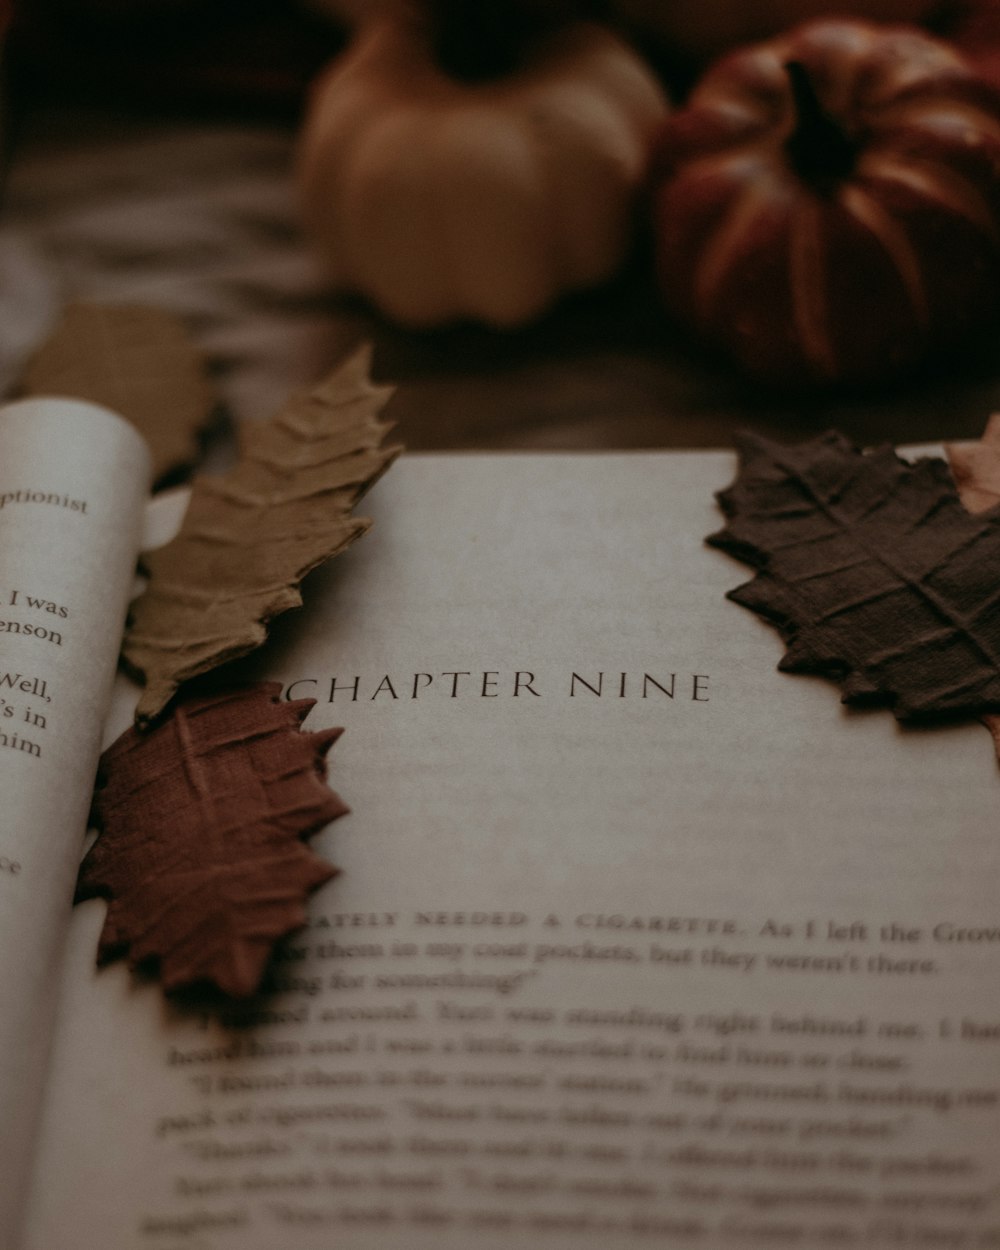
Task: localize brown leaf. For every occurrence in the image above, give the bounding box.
[20,302,217,484]
[947,415,1000,763]
[709,430,1000,722]
[77,683,347,998]
[123,344,400,725]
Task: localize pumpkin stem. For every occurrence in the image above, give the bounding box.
[426,0,603,82]
[784,60,857,189]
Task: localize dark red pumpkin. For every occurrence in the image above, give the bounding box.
[652,20,1000,386]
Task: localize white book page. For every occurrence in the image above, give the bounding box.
[22,452,1000,1250]
[0,400,150,1239]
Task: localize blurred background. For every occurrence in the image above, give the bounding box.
[3,0,1000,453]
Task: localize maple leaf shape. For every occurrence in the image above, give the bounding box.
[709,430,1000,722]
[77,683,347,998]
[21,302,217,485]
[947,414,1000,764]
[948,414,1000,514]
[123,344,400,725]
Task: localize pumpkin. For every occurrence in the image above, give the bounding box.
[944,0,1000,93]
[651,20,1000,386]
[610,0,937,60]
[296,10,670,327]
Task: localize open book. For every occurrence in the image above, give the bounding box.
[4,400,1000,1249]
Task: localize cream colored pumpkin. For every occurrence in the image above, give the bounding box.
[296,17,670,327]
[613,0,937,59]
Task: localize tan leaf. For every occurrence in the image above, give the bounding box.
[947,414,1000,514]
[77,683,346,998]
[123,344,399,725]
[20,302,217,484]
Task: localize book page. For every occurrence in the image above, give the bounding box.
[23,452,1000,1250]
[0,399,150,1239]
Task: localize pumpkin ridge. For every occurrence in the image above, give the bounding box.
[532,87,641,288]
[442,111,556,323]
[871,98,1000,147]
[325,99,400,288]
[534,125,573,291]
[789,198,837,379]
[840,184,929,332]
[560,24,668,126]
[297,70,377,280]
[692,169,784,321]
[862,156,1000,239]
[351,106,460,323]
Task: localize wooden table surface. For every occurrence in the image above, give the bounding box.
[2,106,998,458]
[367,262,1000,453]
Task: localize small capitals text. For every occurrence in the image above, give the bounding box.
[285,671,711,704]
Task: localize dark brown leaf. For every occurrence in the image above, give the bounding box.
[947,414,1000,763]
[77,683,346,998]
[709,430,1000,722]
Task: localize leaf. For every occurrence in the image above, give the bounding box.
[947,413,1000,514]
[708,430,1000,723]
[123,344,400,725]
[20,302,217,484]
[77,683,347,998]
[947,414,1000,764]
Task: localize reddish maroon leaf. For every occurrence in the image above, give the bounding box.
[709,430,1000,722]
[77,683,346,997]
